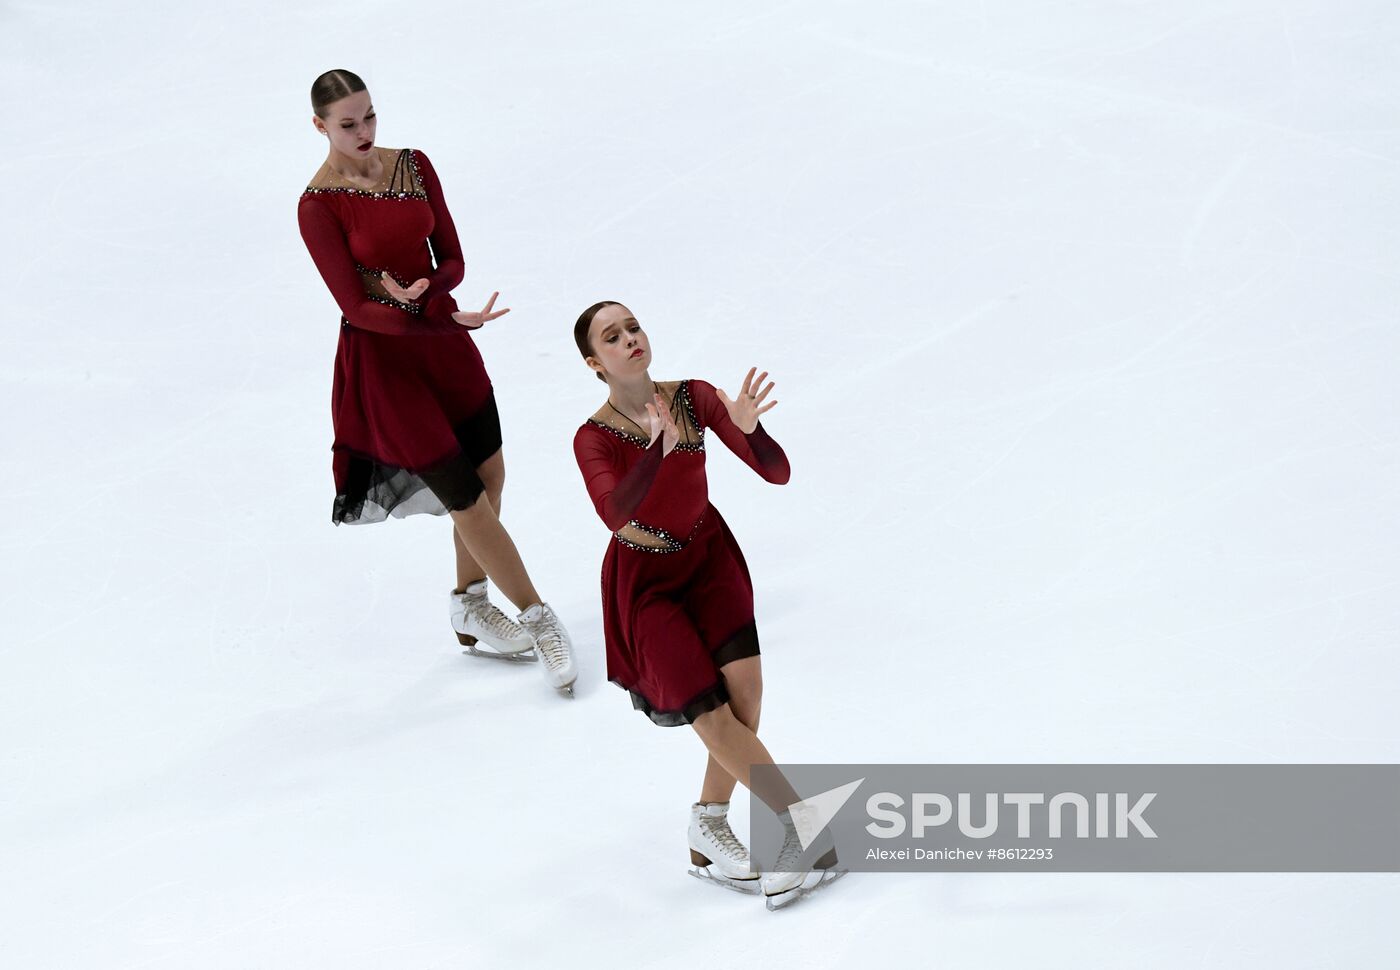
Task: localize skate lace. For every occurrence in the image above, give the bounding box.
[774,823,804,871]
[702,816,749,862]
[525,608,570,670]
[469,595,525,641]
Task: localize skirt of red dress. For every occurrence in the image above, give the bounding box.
[329,324,499,525]
[599,502,763,726]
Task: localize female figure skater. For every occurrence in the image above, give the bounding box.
[297,69,576,695]
[572,301,841,907]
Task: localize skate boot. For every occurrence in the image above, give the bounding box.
[450,580,536,662]
[761,803,848,911]
[517,602,578,696]
[687,801,761,894]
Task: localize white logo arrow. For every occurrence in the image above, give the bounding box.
[788,778,865,850]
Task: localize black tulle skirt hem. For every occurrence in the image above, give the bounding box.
[331,393,503,526]
[612,678,730,728]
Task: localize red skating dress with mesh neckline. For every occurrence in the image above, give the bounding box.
[573,378,791,726]
[298,146,500,525]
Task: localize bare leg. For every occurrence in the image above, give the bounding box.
[691,703,799,814]
[447,450,543,611]
[700,656,762,803]
[453,449,506,591]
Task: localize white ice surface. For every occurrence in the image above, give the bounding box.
[2,0,1398,966]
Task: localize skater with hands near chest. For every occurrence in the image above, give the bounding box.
[572,302,845,908]
[296,68,576,694]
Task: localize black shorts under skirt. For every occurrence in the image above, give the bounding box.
[332,391,503,525]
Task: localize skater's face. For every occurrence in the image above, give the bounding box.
[313,90,377,160]
[587,304,651,380]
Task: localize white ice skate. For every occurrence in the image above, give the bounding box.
[450,580,537,662]
[687,801,761,895]
[761,804,848,911]
[517,602,578,696]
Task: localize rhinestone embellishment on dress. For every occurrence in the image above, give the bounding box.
[300,148,429,201]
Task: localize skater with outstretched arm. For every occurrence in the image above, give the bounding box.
[296,68,575,694]
[571,301,843,907]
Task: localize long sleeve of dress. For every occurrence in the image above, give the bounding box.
[412,150,466,306]
[690,378,791,484]
[574,427,666,531]
[298,194,462,337]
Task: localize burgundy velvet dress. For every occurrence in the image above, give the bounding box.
[298,146,500,525]
[573,379,791,726]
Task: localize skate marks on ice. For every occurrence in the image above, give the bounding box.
[803,19,1400,168]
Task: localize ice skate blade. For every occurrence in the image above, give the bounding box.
[461,645,539,663]
[764,868,848,911]
[689,866,762,895]
[456,630,537,662]
[555,683,577,697]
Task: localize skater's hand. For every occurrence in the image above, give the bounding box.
[646,393,680,456]
[715,367,777,434]
[452,291,512,330]
[381,272,429,303]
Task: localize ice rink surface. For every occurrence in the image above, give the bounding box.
[2,0,1397,965]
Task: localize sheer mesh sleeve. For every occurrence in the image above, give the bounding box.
[574,424,666,531]
[688,378,791,484]
[297,194,460,337]
[412,150,465,306]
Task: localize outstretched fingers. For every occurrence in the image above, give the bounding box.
[477,292,511,323]
[654,393,680,435]
[753,376,775,404]
[739,366,757,398]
